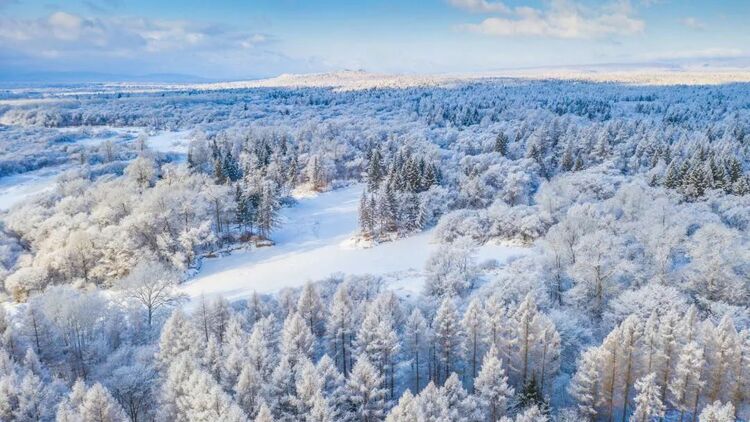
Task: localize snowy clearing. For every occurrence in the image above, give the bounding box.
[181,184,527,302]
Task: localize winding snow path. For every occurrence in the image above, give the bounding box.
[181,185,527,301]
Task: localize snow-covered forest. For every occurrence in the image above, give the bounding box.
[0,75,749,422]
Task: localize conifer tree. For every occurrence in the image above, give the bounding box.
[344,358,387,422]
[629,373,664,422]
[569,348,601,421]
[385,389,419,422]
[434,297,464,382]
[494,133,509,156]
[405,308,429,393]
[475,346,514,422]
[669,341,705,422]
[297,282,324,336]
[462,298,485,385]
[327,283,355,377]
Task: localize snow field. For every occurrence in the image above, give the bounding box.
[181,184,527,302]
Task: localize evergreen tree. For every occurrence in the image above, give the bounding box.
[669,341,705,422]
[494,132,509,156]
[359,191,374,238]
[405,308,429,393]
[223,149,242,182]
[698,401,735,422]
[343,358,387,422]
[257,181,280,239]
[327,283,355,377]
[569,348,600,421]
[475,346,514,422]
[462,298,485,386]
[297,282,324,336]
[629,373,664,422]
[434,297,464,383]
[385,389,418,422]
[368,149,384,191]
[79,383,129,422]
[516,374,550,417]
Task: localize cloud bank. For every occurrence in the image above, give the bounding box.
[455,0,645,39]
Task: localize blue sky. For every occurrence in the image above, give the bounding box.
[0,0,748,81]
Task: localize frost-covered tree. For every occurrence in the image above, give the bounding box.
[629,373,664,422]
[475,346,514,422]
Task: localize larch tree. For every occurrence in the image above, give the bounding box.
[617,316,642,422]
[327,283,355,377]
[569,347,601,421]
[297,281,324,336]
[344,358,387,422]
[462,297,485,386]
[668,341,705,422]
[698,401,735,422]
[475,346,514,422]
[385,389,419,422]
[629,373,664,422]
[404,308,429,393]
[433,297,464,383]
[79,383,129,422]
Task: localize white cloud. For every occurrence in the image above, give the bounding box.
[0,11,270,58]
[459,0,645,39]
[679,17,705,30]
[447,0,509,14]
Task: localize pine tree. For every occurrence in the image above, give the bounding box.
[344,358,387,422]
[280,312,315,367]
[462,298,485,386]
[157,309,200,368]
[385,389,419,422]
[618,316,642,422]
[368,149,384,191]
[359,191,374,238]
[704,315,740,404]
[629,373,664,422]
[475,346,514,422]
[222,315,249,390]
[663,161,682,189]
[236,364,264,418]
[317,355,347,419]
[514,294,540,384]
[13,373,47,422]
[327,283,354,377]
[669,341,705,422]
[657,310,680,403]
[247,315,277,379]
[254,402,273,422]
[698,401,735,422]
[434,297,464,383]
[80,383,129,422]
[483,296,515,373]
[494,133,509,156]
[308,155,326,192]
[257,181,280,239]
[298,282,324,336]
[235,184,252,234]
[223,149,242,182]
[516,374,549,417]
[443,372,482,422]
[405,308,429,393]
[378,185,399,234]
[569,348,600,421]
[423,164,438,189]
[415,381,448,421]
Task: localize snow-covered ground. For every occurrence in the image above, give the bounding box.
[181,184,527,302]
[0,129,192,209]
